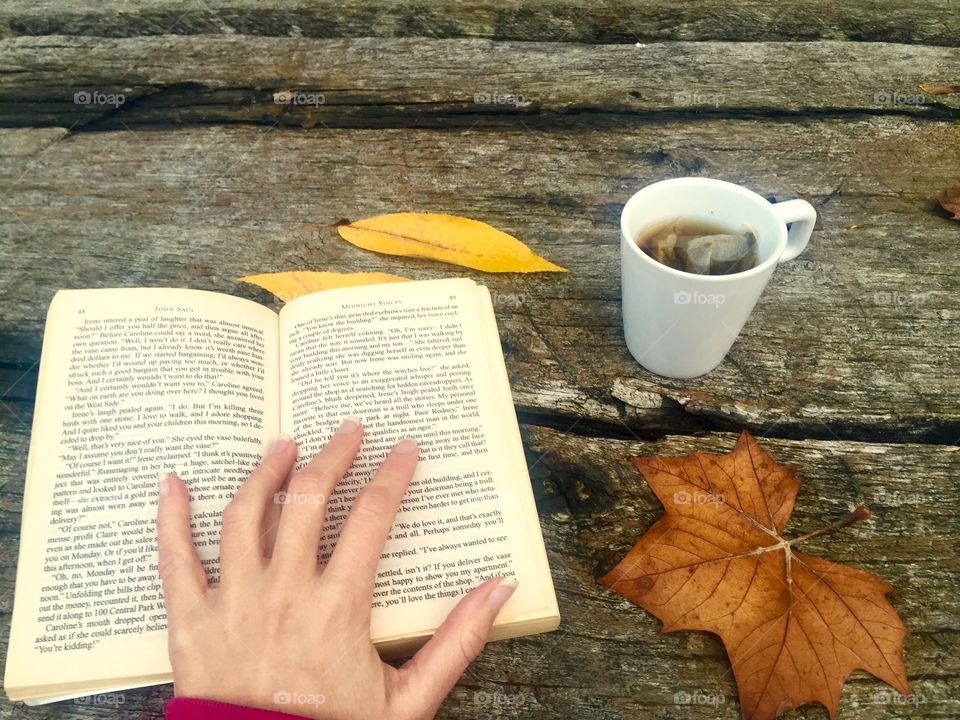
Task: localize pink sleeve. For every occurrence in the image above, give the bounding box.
[165,697,312,720]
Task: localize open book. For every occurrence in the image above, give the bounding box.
[4,278,560,704]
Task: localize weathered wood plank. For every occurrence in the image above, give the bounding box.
[0,0,957,46]
[1,119,957,440]
[1,427,956,717]
[1,37,958,128]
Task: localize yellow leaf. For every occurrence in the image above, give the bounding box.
[337,212,566,273]
[239,271,411,302]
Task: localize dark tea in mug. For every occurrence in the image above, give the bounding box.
[635,217,759,275]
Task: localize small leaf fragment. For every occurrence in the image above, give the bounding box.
[935,181,960,221]
[338,212,566,273]
[239,270,410,302]
[919,83,960,96]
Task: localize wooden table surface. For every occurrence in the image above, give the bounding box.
[1,2,958,718]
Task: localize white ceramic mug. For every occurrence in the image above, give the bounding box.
[620,177,816,378]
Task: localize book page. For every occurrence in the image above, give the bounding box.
[5,288,279,698]
[279,278,557,645]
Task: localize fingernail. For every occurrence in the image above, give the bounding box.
[486,576,519,611]
[394,438,417,454]
[336,417,362,435]
[270,433,295,454]
[158,472,172,496]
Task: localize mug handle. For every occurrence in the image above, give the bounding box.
[771,198,817,262]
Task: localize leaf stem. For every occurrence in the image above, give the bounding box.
[788,505,871,547]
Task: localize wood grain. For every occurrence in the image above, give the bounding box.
[0,37,957,128]
[0,0,957,45]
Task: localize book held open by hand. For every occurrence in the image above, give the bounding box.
[4,278,560,704]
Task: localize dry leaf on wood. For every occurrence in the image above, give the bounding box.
[600,432,910,720]
[935,182,960,220]
[338,212,566,273]
[919,83,960,96]
[239,270,410,302]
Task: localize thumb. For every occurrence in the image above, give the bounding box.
[399,576,518,709]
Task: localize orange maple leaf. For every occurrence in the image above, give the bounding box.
[599,432,910,720]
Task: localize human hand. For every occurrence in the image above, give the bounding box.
[156,418,517,719]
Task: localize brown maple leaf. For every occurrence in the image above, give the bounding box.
[935,182,960,220]
[599,432,910,720]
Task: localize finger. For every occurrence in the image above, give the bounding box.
[323,438,418,596]
[399,577,518,709]
[262,467,293,559]
[271,418,364,579]
[219,435,298,575]
[156,472,209,622]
